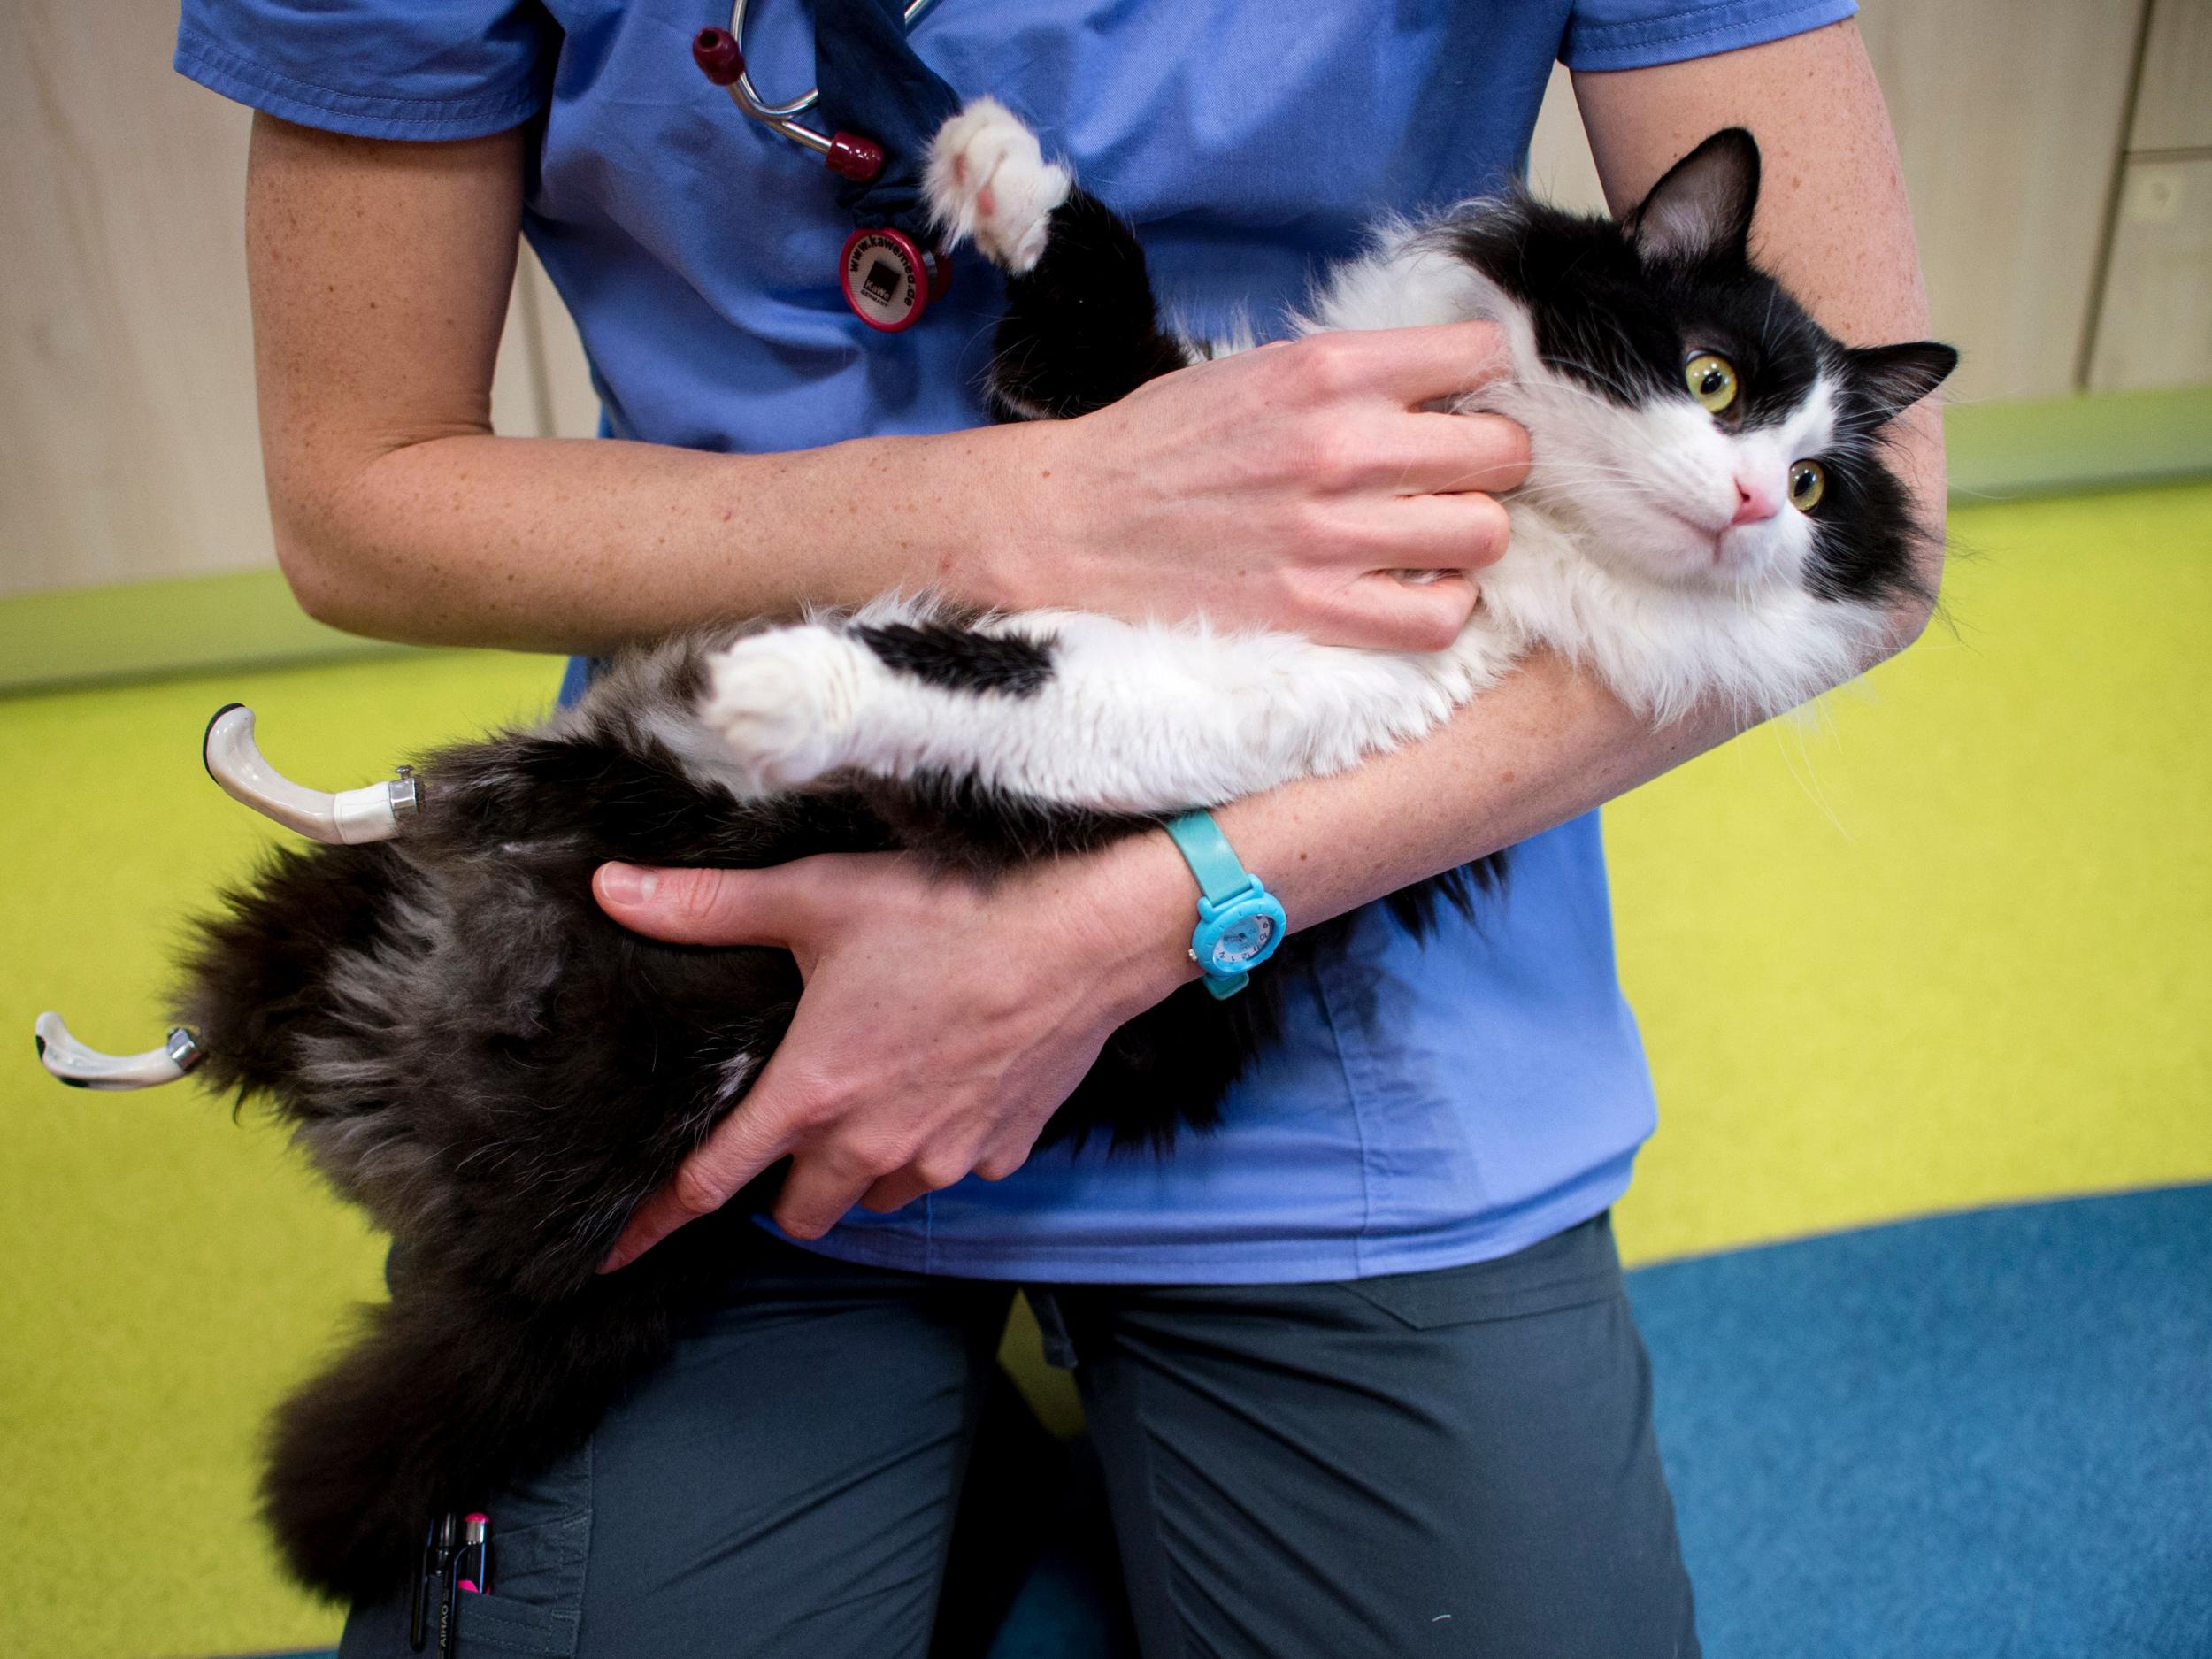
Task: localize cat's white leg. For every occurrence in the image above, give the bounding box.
[925,97,1071,273]
[702,611,1512,814]
[695,626,884,798]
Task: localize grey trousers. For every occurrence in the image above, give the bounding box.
[336,1211,1696,1658]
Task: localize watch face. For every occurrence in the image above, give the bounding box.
[1211,913,1275,967]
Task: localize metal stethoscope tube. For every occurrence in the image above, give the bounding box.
[692,0,955,328]
[703,0,941,163]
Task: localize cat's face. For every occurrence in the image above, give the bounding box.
[1448,130,1955,607]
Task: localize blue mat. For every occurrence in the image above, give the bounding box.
[1634,1186,2212,1658]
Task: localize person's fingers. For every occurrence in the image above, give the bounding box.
[1291,485,1511,648]
[771,1141,895,1240]
[972,1126,1035,1183]
[1363,489,1516,572]
[1273,321,1513,410]
[856,1125,1002,1212]
[1383,411,1532,497]
[593,861,809,947]
[858,1168,935,1214]
[598,1079,798,1271]
[1302,487,1511,578]
[1314,569,1481,652]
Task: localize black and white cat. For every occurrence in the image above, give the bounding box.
[37,102,1952,1601]
[705,102,1950,818]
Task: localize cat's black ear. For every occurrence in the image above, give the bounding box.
[1847,342,1959,422]
[1626,128,1760,263]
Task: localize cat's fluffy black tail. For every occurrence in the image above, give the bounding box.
[264,1273,672,1601]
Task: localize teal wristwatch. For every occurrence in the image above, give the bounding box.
[1162,810,1287,1000]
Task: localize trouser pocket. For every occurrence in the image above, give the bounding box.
[448,1586,581,1656]
[336,1442,592,1659]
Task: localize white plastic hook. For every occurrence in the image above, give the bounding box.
[202,704,419,845]
[34,1011,202,1091]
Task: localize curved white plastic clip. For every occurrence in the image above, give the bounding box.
[35,1011,203,1091]
[203,703,419,845]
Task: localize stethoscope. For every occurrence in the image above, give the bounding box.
[693,0,956,332]
[35,703,417,1090]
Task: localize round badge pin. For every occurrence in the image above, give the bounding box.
[840,227,930,332]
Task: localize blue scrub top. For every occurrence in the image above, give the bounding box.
[180,0,1853,1283]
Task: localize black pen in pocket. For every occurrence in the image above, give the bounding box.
[437,1511,494,1657]
[411,1512,457,1653]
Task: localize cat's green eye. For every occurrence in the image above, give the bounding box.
[1789,459,1827,511]
[1685,351,1738,413]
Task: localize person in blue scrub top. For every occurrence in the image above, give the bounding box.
[179,1,1943,1651]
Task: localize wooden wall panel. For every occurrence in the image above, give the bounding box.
[3,0,270,597]
[2131,0,2212,153]
[3,0,578,600]
[1856,0,2147,403]
[2089,157,2212,391]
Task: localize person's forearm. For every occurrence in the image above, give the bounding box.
[249,116,1529,657]
[246,114,1052,652]
[1094,649,1740,1010]
[270,422,1044,652]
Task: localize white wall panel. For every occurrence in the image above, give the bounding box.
[2089,157,2212,390]
[2,1,566,600]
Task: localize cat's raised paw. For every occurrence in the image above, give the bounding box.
[700,629,875,796]
[926,96,1071,273]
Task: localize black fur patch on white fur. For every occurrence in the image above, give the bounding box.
[854,620,1057,697]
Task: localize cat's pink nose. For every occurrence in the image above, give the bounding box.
[1731,481,1778,526]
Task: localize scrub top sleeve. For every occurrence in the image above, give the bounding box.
[1562,0,1857,73]
[176,0,557,141]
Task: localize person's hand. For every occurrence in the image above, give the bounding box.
[591,836,1196,1271]
[991,322,1529,651]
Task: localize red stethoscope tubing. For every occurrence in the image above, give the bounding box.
[692,0,954,329]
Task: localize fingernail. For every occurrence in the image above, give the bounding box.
[599,863,657,904]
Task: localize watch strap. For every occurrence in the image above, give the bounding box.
[1162,810,1255,905]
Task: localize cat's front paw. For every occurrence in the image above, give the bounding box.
[700,628,873,796]
[925,96,1071,273]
